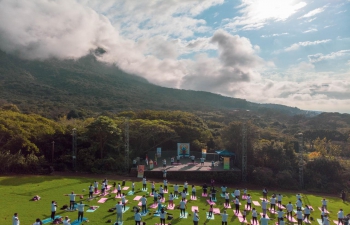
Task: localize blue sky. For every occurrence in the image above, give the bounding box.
[0,0,349,112]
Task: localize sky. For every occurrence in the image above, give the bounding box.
[0,0,349,113]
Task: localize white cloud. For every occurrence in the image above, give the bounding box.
[303,28,318,33]
[284,39,331,51]
[298,5,328,19]
[222,0,306,31]
[261,33,289,38]
[308,50,350,62]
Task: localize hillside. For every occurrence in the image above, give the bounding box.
[0,50,309,118]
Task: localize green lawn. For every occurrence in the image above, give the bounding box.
[0,175,348,225]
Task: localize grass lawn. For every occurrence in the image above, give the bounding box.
[0,175,349,225]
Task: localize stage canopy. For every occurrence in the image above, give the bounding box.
[215,150,235,157]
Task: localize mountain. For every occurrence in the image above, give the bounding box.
[0,50,309,118]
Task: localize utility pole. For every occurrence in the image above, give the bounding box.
[242,123,247,182]
[51,141,55,163]
[124,118,130,171]
[298,133,304,189]
[72,128,77,171]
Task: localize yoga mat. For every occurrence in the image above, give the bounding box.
[42,215,61,224]
[138,202,142,207]
[202,193,208,197]
[317,219,323,225]
[277,204,285,209]
[213,208,220,214]
[260,198,268,201]
[192,206,199,212]
[167,204,175,210]
[112,190,118,193]
[269,209,277,214]
[207,200,216,205]
[287,216,297,223]
[309,206,314,211]
[98,198,108,203]
[253,201,261,206]
[333,220,339,225]
[191,196,197,200]
[94,190,101,194]
[160,198,165,203]
[242,195,248,200]
[245,205,252,211]
[153,213,160,217]
[122,187,129,190]
[238,216,247,223]
[231,193,236,198]
[123,206,130,213]
[251,220,259,225]
[164,190,168,193]
[150,203,158,209]
[234,211,242,217]
[86,206,99,212]
[107,185,112,189]
[179,212,188,218]
[304,219,311,224]
[142,188,148,192]
[115,195,121,199]
[206,212,215,220]
[221,193,226,197]
[71,217,88,225]
[224,203,231,208]
[127,191,134,196]
[318,207,330,213]
[260,213,269,219]
[133,196,142,201]
[140,210,149,217]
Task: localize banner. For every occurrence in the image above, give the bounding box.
[157,147,161,157]
[177,143,190,157]
[223,157,230,170]
[137,165,145,178]
[202,149,207,159]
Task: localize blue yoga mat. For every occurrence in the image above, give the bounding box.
[42,215,61,224]
[71,217,88,225]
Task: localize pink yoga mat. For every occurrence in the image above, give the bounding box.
[287,216,297,223]
[133,196,142,201]
[122,187,129,190]
[253,201,261,206]
[277,204,285,209]
[107,185,112,189]
[160,198,165,203]
[239,216,247,223]
[167,204,175,210]
[224,204,231,209]
[242,195,248,200]
[192,206,199,212]
[269,209,277,214]
[213,208,220,214]
[112,190,117,193]
[164,190,168,193]
[260,213,269,219]
[191,196,197,200]
[245,205,252,211]
[251,220,259,225]
[115,195,121,199]
[94,190,101,194]
[138,202,142,207]
[318,207,330,213]
[234,211,242,217]
[207,200,216,205]
[202,193,208,197]
[150,203,157,209]
[98,198,108,203]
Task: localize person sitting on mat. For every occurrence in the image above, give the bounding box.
[32,218,42,225]
[63,216,71,225]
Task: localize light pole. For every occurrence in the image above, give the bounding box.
[51,141,55,163]
[72,128,77,171]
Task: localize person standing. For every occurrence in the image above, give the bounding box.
[77,201,88,222]
[191,155,195,164]
[184,181,188,193]
[200,157,204,166]
[296,199,303,211]
[163,159,166,168]
[51,200,57,221]
[234,188,240,199]
[93,181,98,193]
[115,201,123,224]
[208,204,213,218]
[171,157,174,165]
[113,181,116,191]
[163,179,168,192]
[221,186,227,196]
[88,184,93,199]
[277,194,283,207]
[13,213,19,225]
[221,210,228,225]
[287,201,293,219]
[252,208,258,225]
[101,180,106,195]
[169,192,174,207]
[202,183,208,195]
[261,199,268,215]
[338,209,345,225]
[64,191,82,210]
[151,181,155,195]
[117,183,122,197]
[277,208,285,225]
[163,170,167,179]
[296,193,302,201]
[160,208,167,225]
[140,195,147,214]
[295,209,303,225]
[142,177,147,190]
[193,209,199,225]
[121,193,126,211]
[63,216,70,225]
[210,187,216,201]
[270,196,276,212]
[153,191,159,204]
[159,185,164,199]
[191,185,196,198]
[260,214,270,225]
[262,188,268,199]
[174,184,179,198]
[322,198,328,210]
[341,191,346,203]
[235,197,240,214]
[132,182,135,193]
[304,205,311,222]
[181,190,187,201]
[179,199,187,217]
[246,194,252,210]
[225,192,230,207]
[134,209,142,225]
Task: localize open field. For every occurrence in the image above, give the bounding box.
[0,175,349,225]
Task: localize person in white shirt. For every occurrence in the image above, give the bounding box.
[260,214,270,225]
[279,218,285,225]
[191,185,196,198]
[277,208,284,224]
[184,181,188,193]
[234,189,240,199]
[242,210,247,222]
[338,209,345,225]
[153,191,159,204]
[295,209,303,225]
[32,218,42,225]
[252,208,258,225]
[270,196,276,211]
[163,170,167,179]
[132,182,135,193]
[51,200,57,221]
[121,193,126,210]
[77,201,88,222]
[169,192,174,207]
[323,215,330,225]
[163,159,167,168]
[221,210,228,225]
[159,208,167,225]
[243,188,247,196]
[304,205,311,221]
[101,181,106,195]
[225,192,230,206]
[140,195,147,214]
[321,208,325,222]
[64,191,82,210]
[88,184,94,199]
[142,177,147,190]
[322,198,328,210]
[190,155,195,163]
[296,193,302,201]
[261,199,268,215]
[200,157,204,166]
[151,182,155,194]
[117,183,122,197]
[174,184,179,197]
[63,216,71,225]
[262,188,268,199]
[93,181,98,193]
[246,194,252,210]
[296,199,303,211]
[235,197,240,214]
[181,190,187,201]
[179,200,187,217]
[163,179,168,192]
[13,213,19,225]
[115,201,123,223]
[159,185,164,199]
[193,209,199,225]
[221,186,227,195]
[277,194,283,206]
[134,210,142,225]
[286,202,293,219]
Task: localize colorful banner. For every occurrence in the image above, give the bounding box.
[202,149,207,159]
[137,165,145,178]
[223,157,230,170]
[177,143,190,157]
[157,147,161,157]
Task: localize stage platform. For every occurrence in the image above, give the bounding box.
[149,161,240,172]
